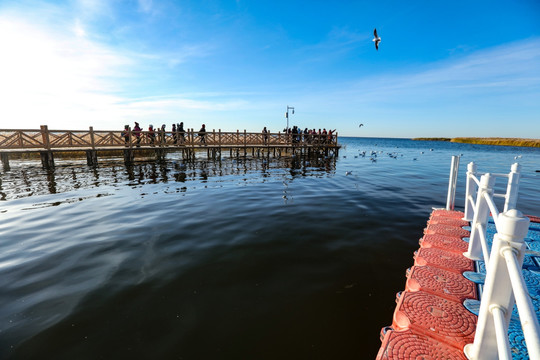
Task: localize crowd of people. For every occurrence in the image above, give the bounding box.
[275,126,337,144]
[121,122,336,147]
[121,122,206,146]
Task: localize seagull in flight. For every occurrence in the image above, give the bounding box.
[373,28,381,50]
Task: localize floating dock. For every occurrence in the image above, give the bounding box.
[376,209,540,359]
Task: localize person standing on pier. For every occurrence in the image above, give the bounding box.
[160,124,166,144]
[133,122,142,147]
[198,124,207,144]
[147,125,155,145]
[262,127,268,144]
[178,122,185,144]
[122,125,130,145]
[172,124,177,144]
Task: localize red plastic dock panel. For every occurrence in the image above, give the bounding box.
[414,248,474,273]
[406,265,477,302]
[392,291,477,350]
[430,209,465,219]
[376,209,477,358]
[428,216,470,227]
[424,223,470,238]
[419,233,469,254]
[376,329,468,360]
[527,215,540,223]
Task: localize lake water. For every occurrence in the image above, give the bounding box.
[1,137,539,359]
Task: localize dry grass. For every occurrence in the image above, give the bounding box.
[413,137,540,148]
[450,137,540,148]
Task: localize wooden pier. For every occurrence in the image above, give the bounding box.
[0,126,340,169]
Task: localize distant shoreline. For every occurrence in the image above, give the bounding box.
[412,137,540,148]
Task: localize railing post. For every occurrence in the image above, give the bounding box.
[463,162,478,221]
[128,127,133,149]
[40,125,50,150]
[89,127,96,149]
[446,155,460,210]
[504,163,521,212]
[464,173,495,261]
[464,210,532,360]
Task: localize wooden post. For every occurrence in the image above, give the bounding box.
[40,151,54,168]
[89,126,96,149]
[191,129,195,157]
[1,152,9,170]
[40,125,51,150]
[156,148,165,161]
[86,150,98,166]
[123,149,134,164]
[243,130,247,156]
[218,129,222,159]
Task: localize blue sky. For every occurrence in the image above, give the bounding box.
[0,0,539,138]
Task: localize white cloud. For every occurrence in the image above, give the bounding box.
[344,38,540,104]
[0,17,132,129]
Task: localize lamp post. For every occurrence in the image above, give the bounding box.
[285,105,295,131]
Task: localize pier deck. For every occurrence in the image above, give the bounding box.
[376,209,540,359]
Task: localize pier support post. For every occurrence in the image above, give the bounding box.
[86,150,98,166]
[1,152,9,170]
[40,151,55,169]
[123,149,134,164]
[155,148,165,161]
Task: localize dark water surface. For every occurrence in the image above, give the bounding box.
[1,138,539,359]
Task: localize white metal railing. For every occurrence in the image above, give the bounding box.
[463,163,522,263]
[463,210,539,360]
[462,162,521,223]
[446,160,540,359]
[446,155,460,210]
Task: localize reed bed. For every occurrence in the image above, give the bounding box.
[413,137,540,148]
[451,138,540,148]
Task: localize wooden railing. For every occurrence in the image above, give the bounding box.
[0,126,339,151]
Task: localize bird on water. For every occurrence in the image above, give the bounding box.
[373,28,381,50]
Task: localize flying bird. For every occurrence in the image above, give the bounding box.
[373,28,381,50]
[359,123,364,127]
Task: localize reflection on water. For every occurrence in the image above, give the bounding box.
[1,138,538,359]
[0,154,336,202]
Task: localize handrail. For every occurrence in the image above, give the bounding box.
[464,210,540,360]
[0,127,340,151]
[453,160,539,359]
[461,162,521,223]
[482,191,500,227]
